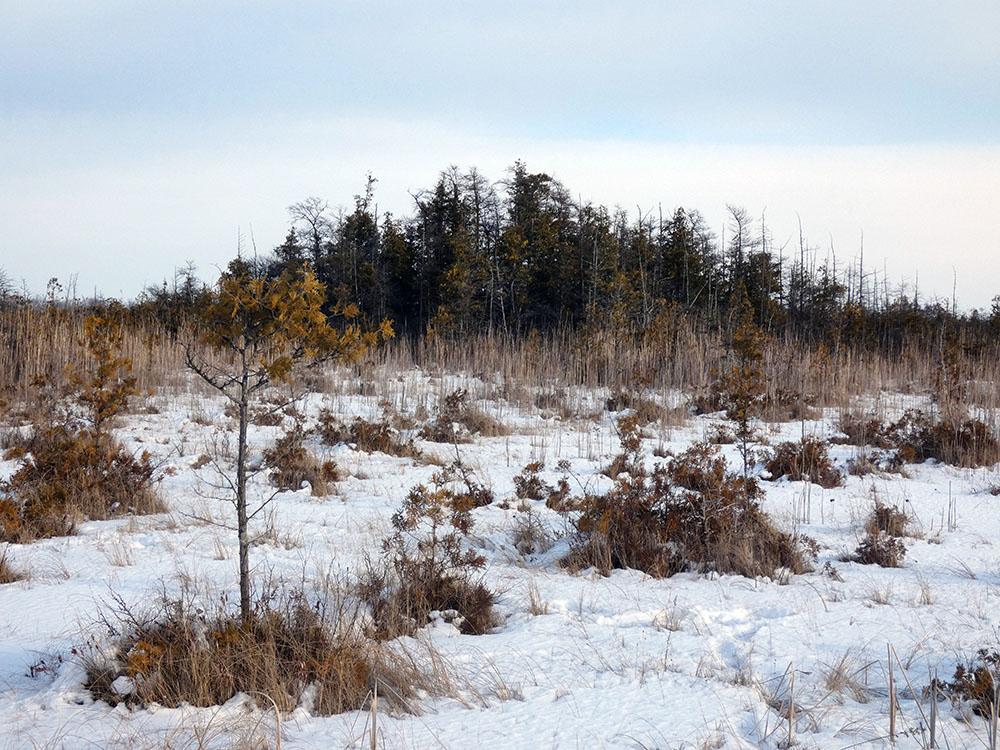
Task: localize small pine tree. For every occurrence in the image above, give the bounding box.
[67,307,140,439]
[186,261,392,624]
[720,282,767,482]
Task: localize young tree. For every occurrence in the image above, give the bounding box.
[186,260,393,623]
[720,281,767,483]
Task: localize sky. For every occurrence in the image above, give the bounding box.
[1,1,998,310]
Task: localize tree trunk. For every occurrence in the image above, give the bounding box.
[237,369,251,625]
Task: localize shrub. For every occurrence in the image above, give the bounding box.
[85,592,423,714]
[565,441,811,579]
[765,437,843,488]
[1,423,162,542]
[837,410,1000,469]
[762,388,819,423]
[865,502,907,537]
[854,531,906,567]
[362,463,496,638]
[605,390,666,424]
[0,310,164,542]
[946,649,1000,718]
[852,501,908,567]
[513,461,552,501]
[602,414,646,479]
[0,548,23,584]
[419,389,507,443]
[316,407,420,459]
[263,425,337,496]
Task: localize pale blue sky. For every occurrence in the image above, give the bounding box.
[2,2,998,307]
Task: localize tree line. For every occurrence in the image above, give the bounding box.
[120,161,1000,355]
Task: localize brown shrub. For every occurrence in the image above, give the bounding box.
[852,500,908,567]
[534,389,574,419]
[316,408,420,459]
[565,441,812,579]
[85,592,423,714]
[865,502,908,537]
[362,463,496,638]
[837,410,1000,469]
[605,390,666,425]
[513,461,553,501]
[765,437,843,488]
[263,426,337,496]
[1,423,163,542]
[946,649,1000,718]
[419,389,507,443]
[0,548,24,584]
[761,389,819,422]
[854,531,906,567]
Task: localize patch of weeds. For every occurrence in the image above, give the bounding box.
[0,311,164,542]
[263,424,337,496]
[605,390,665,425]
[765,436,843,488]
[602,414,647,478]
[705,424,736,445]
[850,499,908,567]
[510,509,553,556]
[513,461,552,501]
[762,388,819,422]
[837,410,1000,469]
[866,501,908,537]
[944,649,1000,718]
[1,423,163,542]
[250,408,285,427]
[534,389,573,419]
[0,547,24,584]
[854,532,906,567]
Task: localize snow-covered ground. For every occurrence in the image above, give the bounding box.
[1,367,999,749]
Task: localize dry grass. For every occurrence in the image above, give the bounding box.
[419,388,508,443]
[315,407,420,459]
[838,409,1000,469]
[821,650,871,703]
[85,590,428,715]
[0,547,24,584]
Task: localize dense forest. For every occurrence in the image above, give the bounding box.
[129,162,1000,357]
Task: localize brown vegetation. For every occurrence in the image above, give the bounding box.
[838,409,1000,468]
[316,407,420,458]
[86,592,424,715]
[564,418,812,579]
[765,436,843,488]
[263,424,338,496]
[362,463,496,638]
[419,388,507,443]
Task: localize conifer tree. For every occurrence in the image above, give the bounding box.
[186,260,393,623]
[720,281,767,482]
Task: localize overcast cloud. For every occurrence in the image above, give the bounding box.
[2,2,998,308]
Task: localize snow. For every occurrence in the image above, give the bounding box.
[0,367,998,748]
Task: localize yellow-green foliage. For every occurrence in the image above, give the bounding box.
[187,261,394,625]
[1,312,161,542]
[196,262,393,384]
[68,309,140,436]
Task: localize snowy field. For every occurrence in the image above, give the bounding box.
[1,366,999,749]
